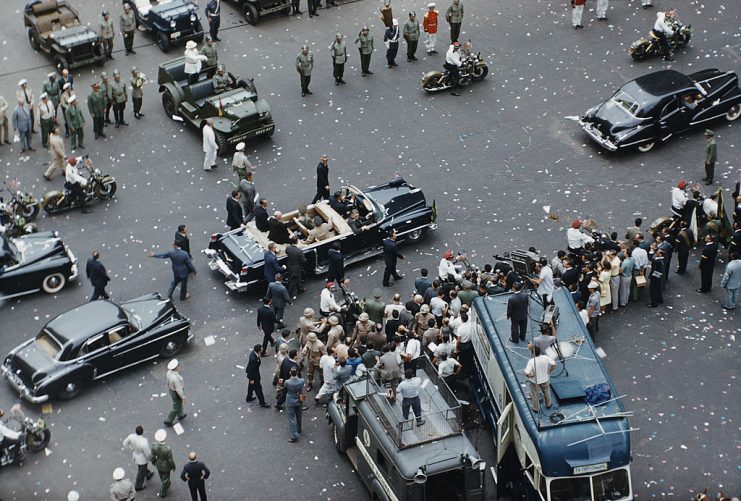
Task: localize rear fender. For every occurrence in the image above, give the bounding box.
[159,81,183,101]
[100,175,116,186]
[421,70,443,87]
[38,364,94,398]
[42,190,64,205]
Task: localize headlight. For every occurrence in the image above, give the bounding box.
[190,14,197,22]
[170,20,177,28]
[94,168,101,175]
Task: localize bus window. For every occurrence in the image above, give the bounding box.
[550,477,591,501]
[593,468,630,500]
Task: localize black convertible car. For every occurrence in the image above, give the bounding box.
[203,178,437,292]
[122,0,204,52]
[2,293,192,403]
[579,68,741,152]
[0,231,78,300]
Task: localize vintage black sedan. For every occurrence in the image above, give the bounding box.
[122,0,204,52]
[2,293,192,403]
[579,68,741,153]
[0,231,78,300]
[203,178,437,292]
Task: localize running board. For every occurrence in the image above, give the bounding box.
[0,289,40,301]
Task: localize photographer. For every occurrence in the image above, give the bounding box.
[529,322,557,357]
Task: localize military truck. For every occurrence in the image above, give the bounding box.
[225,0,292,26]
[327,356,487,501]
[24,0,107,72]
[157,57,275,156]
[122,0,204,52]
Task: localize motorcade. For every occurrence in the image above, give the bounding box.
[327,356,486,500]
[41,158,117,214]
[122,0,204,52]
[2,293,192,403]
[420,51,488,93]
[0,231,77,300]
[203,178,437,292]
[158,57,275,155]
[24,0,107,72]
[579,69,741,153]
[469,287,635,500]
[628,16,692,61]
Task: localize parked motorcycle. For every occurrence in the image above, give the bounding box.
[0,405,51,467]
[0,211,38,238]
[41,162,117,214]
[420,52,489,93]
[2,181,39,222]
[628,19,692,61]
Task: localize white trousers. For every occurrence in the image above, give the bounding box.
[425,32,437,52]
[203,147,217,170]
[596,0,609,17]
[572,5,584,26]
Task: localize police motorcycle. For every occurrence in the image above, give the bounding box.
[420,44,489,93]
[0,405,51,467]
[2,181,40,222]
[41,156,117,214]
[629,13,692,61]
[0,208,38,238]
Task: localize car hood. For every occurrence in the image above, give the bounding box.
[217,230,263,266]
[5,339,56,387]
[151,0,195,19]
[122,292,173,329]
[585,100,642,137]
[12,232,64,266]
[50,25,99,47]
[362,179,427,218]
[207,92,271,121]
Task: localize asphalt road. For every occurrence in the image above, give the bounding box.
[0,0,739,499]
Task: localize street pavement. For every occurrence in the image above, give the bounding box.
[0,0,739,499]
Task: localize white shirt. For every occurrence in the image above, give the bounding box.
[438,357,460,377]
[122,433,151,465]
[0,421,20,441]
[632,247,648,270]
[320,288,340,313]
[202,124,216,152]
[538,265,554,296]
[524,355,556,385]
[449,297,462,317]
[456,320,474,343]
[39,100,55,120]
[430,297,447,317]
[403,338,421,360]
[434,341,456,358]
[567,227,594,249]
[65,161,87,186]
[578,308,589,326]
[184,48,207,74]
[384,303,404,319]
[671,187,687,209]
[320,354,337,383]
[703,198,718,218]
[438,258,460,280]
[653,12,674,36]
[445,46,462,67]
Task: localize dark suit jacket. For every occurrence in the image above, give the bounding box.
[226,196,244,230]
[316,163,329,191]
[174,232,191,257]
[255,206,269,232]
[180,460,210,486]
[327,248,344,280]
[86,258,110,288]
[257,305,276,335]
[286,244,306,275]
[246,350,261,381]
[279,357,300,380]
[263,251,282,283]
[699,242,719,270]
[154,249,195,279]
[267,217,291,244]
[506,291,529,321]
[383,238,402,267]
[265,281,291,309]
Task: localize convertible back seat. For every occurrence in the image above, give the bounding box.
[190,80,216,105]
[32,0,58,15]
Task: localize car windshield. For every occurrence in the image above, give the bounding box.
[123,307,142,333]
[35,329,63,359]
[593,468,631,500]
[611,91,640,116]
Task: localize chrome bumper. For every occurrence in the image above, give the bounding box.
[66,247,79,280]
[579,120,618,151]
[1,364,49,404]
[202,249,254,292]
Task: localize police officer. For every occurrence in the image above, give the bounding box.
[109,70,129,127]
[65,156,90,213]
[41,72,60,117]
[99,10,115,60]
[100,72,113,125]
[38,93,55,148]
[384,19,401,68]
[329,34,347,85]
[403,12,420,61]
[130,67,145,119]
[120,3,136,55]
[110,467,135,501]
[355,26,374,76]
[65,95,85,151]
[445,0,464,42]
[445,41,463,96]
[296,45,314,97]
[87,82,107,139]
[150,429,176,499]
[200,36,219,78]
[211,65,231,93]
[205,0,221,41]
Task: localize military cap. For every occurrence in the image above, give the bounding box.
[102,9,109,16]
[47,72,56,78]
[704,129,714,137]
[101,71,108,78]
[113,69,120,76]
[40,92,48,99]
[112,468,125,480]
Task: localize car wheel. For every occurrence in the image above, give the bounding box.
[42,272,67,294]
[215,131,228,157]
[28,29,41,50]
[159,336,185,358]
[53,55,69,75]
[58,379,83,400]
[243,3,258,25]
[162,91,180,119]
[471,64,488,82]
[157,31,170,53]
[21,203,40,221]
[27,429,51,453]
[95,181,117,200]
[637,141,655,153]
[629,41,651,62]
[725,104,741,121]
[406,228,424,242]
[283,0,292,15]
[332,423,346,452]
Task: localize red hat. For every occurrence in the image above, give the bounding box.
[571,219,581,229]
[677,180,687,189]
[326,281,335,288]
[442,250,454,260]
[67,156,77,166]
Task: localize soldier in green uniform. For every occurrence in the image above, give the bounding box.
[99,10,115,60]
[120,3,136,55]
[445,0,464,42]
[42,72,61,117]
[100,72,113,125]
[403,12,420,61]
[297,205,315,230]
[703,129,717,185]
[38,93,56,149]
[295,45,314,97]
[355,26,374,76]
[363,288,386,325]
[200,36,219,78]
[87,82,107,140]
[109,70,129,127]
[211,65,232,94]
[150,429,176,498]
[65,95,85,151]
[329,33,347,85]
[130,67,145,119]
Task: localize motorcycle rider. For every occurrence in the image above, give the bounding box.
[439,250,462,281]
[652,9,677,61]
[567,219,595,256]
[444,41,462,96]
[0,406,22,462]
[65,156,92,214]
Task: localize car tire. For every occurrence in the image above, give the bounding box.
[21,203,40,221]
[95,181,117,200]
[27,429,51,453]
[215,131,228,157]
[405,228,424,242]
[162,91,180,119]
[243,3,258,25]
[157,31,170,53]
[42,194,64,213]
[53,55,69,75]
[725,104,741,121]
[28,29,41,50]
[637,141,655,153]
[159,336,185,358]
[332,423,346,453]
[283,1,292,15]
[42,272,67,294]
[57,379,83,400]
[629,41,651,62]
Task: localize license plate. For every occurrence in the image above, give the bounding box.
[170,31,181,39]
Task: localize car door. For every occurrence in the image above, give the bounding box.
[658,95,693,140]
[107,324,150,371]
[78,333,112,379]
